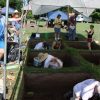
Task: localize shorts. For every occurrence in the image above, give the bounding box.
[0,41,4,49]
[54,27,61,33]
[87,38,92,42]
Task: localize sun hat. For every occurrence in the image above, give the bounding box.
[13,10,19,13]
[38,53,48,62]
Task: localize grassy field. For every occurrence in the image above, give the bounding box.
[21,21,100,44]
[77,23,100,43]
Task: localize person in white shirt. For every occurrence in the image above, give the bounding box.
[34,41,49,50]
[71,79,100,100]
[37,53,63,69]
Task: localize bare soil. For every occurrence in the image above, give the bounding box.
[66,41,100,50]
[80,51,100,65]
[26,50,80,67]
[22,73,92,100]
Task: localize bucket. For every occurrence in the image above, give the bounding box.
[33,57,41,67]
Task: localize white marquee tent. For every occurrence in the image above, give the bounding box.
[32,0,68,15]
[31,0,100,17]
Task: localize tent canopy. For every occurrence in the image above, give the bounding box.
[48,10,68,20]
[32,0,100,17]
[1,7,15,14]
[32,0,68,15]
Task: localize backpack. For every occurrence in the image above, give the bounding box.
[7,43,22,62]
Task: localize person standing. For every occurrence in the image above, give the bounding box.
[0,7,5,61]
[68,13,78,40]
[11,10,21,43]
[54,14,62,40]
[85,25,94,51]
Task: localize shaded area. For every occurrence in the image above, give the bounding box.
[26,50,80,67]
[79,51,100,65]
[28,33,100,50]
[22,73,91,100]
[66,41,100,50]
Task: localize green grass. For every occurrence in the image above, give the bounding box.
[77,23,100,42]
[21,21,100,42]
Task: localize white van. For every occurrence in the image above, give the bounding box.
[76,14,92,22]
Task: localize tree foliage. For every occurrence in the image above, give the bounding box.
[90,9,100,22]
[0,0,22,11]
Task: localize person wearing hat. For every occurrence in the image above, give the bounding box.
[37,53,63,69]
[54,14,62,40]
[11,10,21,43]
[0,6,5,61]
[12,10,21,30]
[71,79,100,100]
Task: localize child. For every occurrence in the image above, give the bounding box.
[85,25,94,50]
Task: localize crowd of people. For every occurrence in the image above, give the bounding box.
[0,6,26,99]
[0,6,26,66]
[32,12,95,69]
[47,12,95,50]
[0,5,98,100]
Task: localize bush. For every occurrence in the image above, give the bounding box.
[26,11,34,19]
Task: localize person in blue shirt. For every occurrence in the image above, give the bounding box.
[11,10,21,43]
[0,7,5,60]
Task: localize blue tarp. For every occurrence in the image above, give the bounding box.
[1,7,15,14]
[48,10,68,20]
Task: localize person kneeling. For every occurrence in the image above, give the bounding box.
[36,53,63,69]
[34,41,49,50]
[71,79,100,100]
[52,39,64,50]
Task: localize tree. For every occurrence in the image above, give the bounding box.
[0,0,22,11]
[0,0,6,7]
[90,9,100,22]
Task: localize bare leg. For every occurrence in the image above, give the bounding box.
[88,42,91,51]
[55,33,57,40]
[0,49,4,60]
[58,33,60,40]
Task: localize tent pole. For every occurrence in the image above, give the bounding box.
[67,5,70,19]
[3,0,9,99]
[18,0,26,64]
